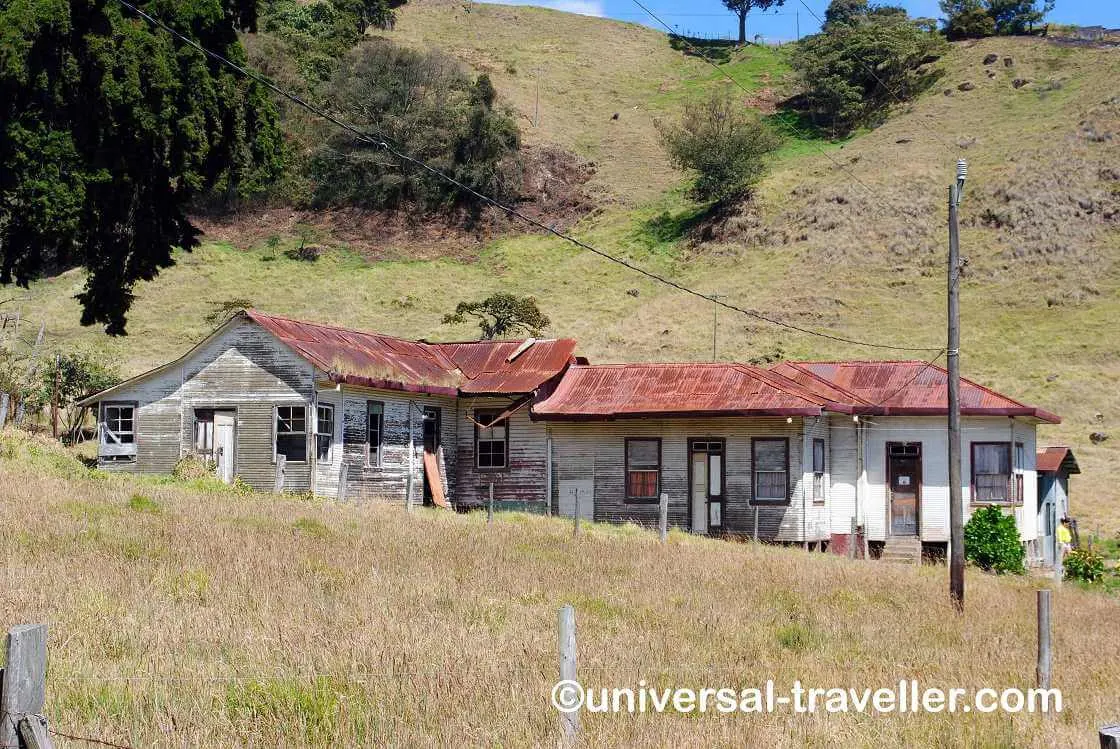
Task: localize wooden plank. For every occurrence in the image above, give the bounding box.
[274,454,286,493]
[423,450,448,508]
[18,715,55,749]
[0,624,48,749]
[557,605,579,746]
[1037,589,1052,690]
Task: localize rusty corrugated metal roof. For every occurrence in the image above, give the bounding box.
[246,310,572,396]
[532,363,836,419]
[1037,446,1080,474]
[435,339,577,395]
[774,361,1061,423]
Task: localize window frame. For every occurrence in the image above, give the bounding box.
[624,437,662,504]
[812,437,826,504]
[751,436,790,506]
[366,400,384,469]
[971,441,1015,504]
[99,401,138,459]
[274,404,308,464]
[315,403,335,462]
[474,409,510,472]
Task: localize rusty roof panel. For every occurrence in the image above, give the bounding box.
[777,361,1060,423]
[1037,446,1080,474]
[436,338,577,394]
[532,363,832,419]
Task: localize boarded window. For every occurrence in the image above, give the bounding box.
[753,437,789,504]
[973,442,1012,503]
[316,404,334,461]
[367,401,383,467]
[276,406,307,463]
[626,438,660,501]
[475,410,508,469]
[101,404,135,445]
[812,437,825,503]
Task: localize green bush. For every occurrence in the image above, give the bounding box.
[1064,547,1105,583]
[963,506,1025,574]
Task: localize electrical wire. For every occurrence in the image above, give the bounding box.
[113,0,942,353]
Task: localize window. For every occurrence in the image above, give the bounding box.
[101,404,135,445]
[367,401,383,467]
[475,410,509,469]
[752,437,789,504]
[275,405,307,463]
[812,438,826,503]
[316,404,334,461]
[625,438,660,501]
[972,442,1012,503]
[195,409,215,457]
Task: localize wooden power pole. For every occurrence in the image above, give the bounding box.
[948,161,967,611]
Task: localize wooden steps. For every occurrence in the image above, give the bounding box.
[881,536,922,564]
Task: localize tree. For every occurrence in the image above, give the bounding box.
[824,0,868,29]
[985,0,1053,34]
[0,0,284,335]
[939,0,1052,38]
[940,0,997,39]
[442,294,550,339]
[790,6,948,136]
[329,0,407,33]
[722,0,786,45]
[25,351,120,442]
[657,92,781,205]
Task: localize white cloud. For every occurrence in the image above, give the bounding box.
[481,0,607,18]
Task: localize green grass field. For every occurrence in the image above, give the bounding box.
[12,1,1120,534]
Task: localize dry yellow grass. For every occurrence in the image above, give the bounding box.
[1,431,1117,747]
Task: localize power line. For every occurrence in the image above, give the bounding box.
[628,0,884,200]
[113,0,941,353]
[871,349,947,407]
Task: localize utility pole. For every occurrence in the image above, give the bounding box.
[948,159,967,612]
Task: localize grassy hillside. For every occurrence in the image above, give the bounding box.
[1,432,1117,746]
[10,1,1120,533]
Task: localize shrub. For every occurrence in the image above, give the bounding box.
[173,456,216,481]
[1064,547,1105,583]
[656,92,781,204]
[942,1,997,39]
[963,506,1025,574]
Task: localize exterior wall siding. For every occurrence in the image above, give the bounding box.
[548,417,807,541]
[454,397,548,510]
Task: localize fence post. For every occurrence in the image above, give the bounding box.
[753,505,759,541]
[1037,589,1052,691]
[849,516,857,560]
[0,392,9,428]
[558,605,579,746]
[273,454,286,493]
[1100,725,1120,749]
[1,624,49,749]
[658,492,668,543]
[573,488,581,537]
[488,482,494,524]
[337,462,349,502]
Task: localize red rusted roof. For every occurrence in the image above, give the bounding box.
[773,361,1061,423]
[532,363,839,419]
[246,310,571,396]
[1037,446,1079,474]
[435,339,577,395]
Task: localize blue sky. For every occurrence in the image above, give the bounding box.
[483,0,1119,43]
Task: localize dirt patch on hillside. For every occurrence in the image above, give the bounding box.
[193,145,597,260]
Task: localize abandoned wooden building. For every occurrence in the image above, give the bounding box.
[79,310,1066,563]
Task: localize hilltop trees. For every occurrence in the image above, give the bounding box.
[722,0,786,45]
[0,0,283,335]
[940,0,1053,39]
[658,92,781,206]
[790,3,947,136]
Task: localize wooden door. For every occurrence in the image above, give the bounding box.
[214,411,236,484]
[887,442,920,536]
[691,452,708,534]
[422,407,441,505]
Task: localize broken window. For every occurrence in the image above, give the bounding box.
[972,442,1013,503]
[100,402,137,460]
[812,437,826,503]
[625,438,660,501]
[316,404,334,461]
[367,401,383,467]
[275,405,307,463]
[752,437,789,504]
[195,409,215,458]
[475,410,509,469]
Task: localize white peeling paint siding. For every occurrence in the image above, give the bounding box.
[828,417,858,535]
[94,318,315,491]
[547,417,808,541]
[801,416,830,541]
[858,416,1038,542]
[454,397,548,509]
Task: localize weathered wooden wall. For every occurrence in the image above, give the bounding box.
[454,397,548,510]
[802,415,830,542]
[338,386,456,505]
[547,417,809,541]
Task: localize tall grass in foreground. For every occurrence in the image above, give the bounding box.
[0,431,1117,747]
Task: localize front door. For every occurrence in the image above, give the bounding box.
[1038,476,1056,566]
[214,410,236,484]
[887,442,921,536]
[690,439,724,534]
[422,407,441,505]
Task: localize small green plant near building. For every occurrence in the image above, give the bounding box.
[1064,547,1105,583]
[963,505,1025,574]
[126,494,162,514]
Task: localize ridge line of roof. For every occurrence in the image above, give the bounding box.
[775,362,875,406]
